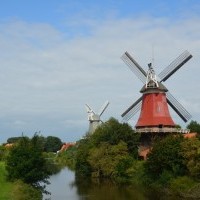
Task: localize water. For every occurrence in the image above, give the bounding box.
[43,168,180,200]
[43,168,79,200]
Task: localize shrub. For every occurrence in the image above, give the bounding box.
[6,135,51,194]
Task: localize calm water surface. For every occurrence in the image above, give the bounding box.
[43,168,180,200]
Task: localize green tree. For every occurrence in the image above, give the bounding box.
[181,138,200,179]
[187,120,200,133]
[44,136,62,152]
[75,138,92,176]
[6,135,51,193]
[7,137,23,144]
[75,118,140,177]
[91,118,140,158]
[88,141,129,178]
[144,135,186,183]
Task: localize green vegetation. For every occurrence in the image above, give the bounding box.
[0,162,42,200]
[0,134,63,200]
[143,135,200,198]
[44,136,62,152]
[187,120,200,134]
[6,135,51,194]
[144,135,186,184]
[0,162,13,200]
[11,180,42,200]
[0,145,9,161]
[0,133,66,199]
[7,135,63,153]
[75,118,140,179]
[1,119,200,199]
[55,146,77,170]
[7,136,24,144]
[55,118,200,198]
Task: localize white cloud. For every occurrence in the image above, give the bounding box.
[0,15,200,142]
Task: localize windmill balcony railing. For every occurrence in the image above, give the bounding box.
[135,127,190,133]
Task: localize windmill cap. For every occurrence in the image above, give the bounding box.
[140,82,168,93]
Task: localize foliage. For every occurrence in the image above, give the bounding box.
[88,141,129,178]
[75,118,140,179]
[187,120,200,133]
[7,137,23,144]
[7,134,63,153]
[181,138,200,179]
[0,162,14,200]
[6,135,51,194]
[56,146,77,170]
[11,180,42,200]
[144,135,186,183]
[75,138,92,177]
[0,145,9,161]
[169,176,197,194]
[44,136,62,152]
[90,118,140,158]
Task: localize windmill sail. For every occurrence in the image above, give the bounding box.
[159,50,192,82]
[166,92,192,122]
[121,51,147,83]
[98,101,109,116]
[121,96,142,121]
[85,104,94,113]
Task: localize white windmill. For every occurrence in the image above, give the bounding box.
[85,101,109,134]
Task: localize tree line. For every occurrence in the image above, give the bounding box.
[6,135,63,152]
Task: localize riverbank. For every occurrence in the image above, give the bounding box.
[0,161,42,200]
[0,162,13,199]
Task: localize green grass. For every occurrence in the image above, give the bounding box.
[0,162,13,200]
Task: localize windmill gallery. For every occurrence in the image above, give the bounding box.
[86,50,196,159]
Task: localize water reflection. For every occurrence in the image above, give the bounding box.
[74,177,148,200]
[43,167,79,200]
[44,168,181,200]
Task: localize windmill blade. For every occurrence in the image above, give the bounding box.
[85,104,95,114]
[121,51,147,83]
[98,101,109,116]
[166,92,192,122]
[121,96,142,121]
[159,50,192,82]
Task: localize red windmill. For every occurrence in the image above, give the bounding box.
[121,50,192,133]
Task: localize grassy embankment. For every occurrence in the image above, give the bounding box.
[0,161,13,200]
[0,161,42,200]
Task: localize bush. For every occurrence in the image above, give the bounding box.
[0,145,8,161]
[56,146,77,170]
[144,135,186,182]
[7,137,23,144]
[11,180,42,200]
[88,141,129,178]
[169,176,197,194]
[44,136,62,152]
[75,118,140,178]
[90,118,140,158]
[6,135,51,194]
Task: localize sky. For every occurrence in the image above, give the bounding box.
[0,0,200,143]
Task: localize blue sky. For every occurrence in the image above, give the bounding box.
[0,0,200,143]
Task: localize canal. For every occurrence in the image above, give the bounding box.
[43,167,180,200]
